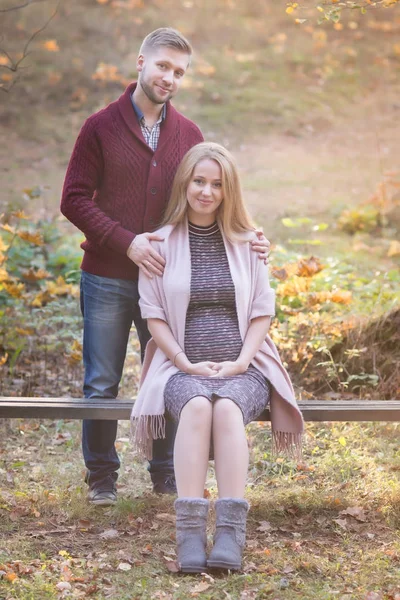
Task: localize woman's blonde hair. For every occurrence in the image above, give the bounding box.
[162,142,255,241]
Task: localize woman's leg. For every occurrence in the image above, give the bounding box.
[173,396,212,572]
[173,396,213,497]
[212,397,249,498]
[208,397,249,571]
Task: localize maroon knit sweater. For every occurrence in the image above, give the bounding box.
[61,82,203,280]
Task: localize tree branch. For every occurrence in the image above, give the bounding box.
[0,0,47,13]
[0,0,61,91]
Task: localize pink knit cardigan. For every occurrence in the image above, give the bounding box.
[131,220,304,459]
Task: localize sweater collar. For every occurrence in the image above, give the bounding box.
[118,82,178,154]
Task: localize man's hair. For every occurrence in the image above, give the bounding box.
[139,27,192,57]
[161,142,255,242]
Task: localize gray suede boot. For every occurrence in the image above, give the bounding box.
[174,497,209,573]
[207,498,249,571]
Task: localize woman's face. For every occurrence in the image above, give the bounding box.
[186,158,224,225]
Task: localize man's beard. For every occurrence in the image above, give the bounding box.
[140,76,172,105]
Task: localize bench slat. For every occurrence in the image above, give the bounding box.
[1,398,400,422]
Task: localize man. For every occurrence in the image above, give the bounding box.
[61,28,269,506]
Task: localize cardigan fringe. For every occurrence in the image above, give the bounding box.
[131,414,166,460]
[272,430,303,461]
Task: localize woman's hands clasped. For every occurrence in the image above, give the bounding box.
[183,359,248,378]
[211,360,248,378]
[186,361,220,376]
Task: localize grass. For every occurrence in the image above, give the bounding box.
[1,420,400,599]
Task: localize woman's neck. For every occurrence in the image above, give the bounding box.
[186,211,217,228]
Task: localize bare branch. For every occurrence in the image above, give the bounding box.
[0,0,61,91]
[15,0,61,70]
[0,0,47,13]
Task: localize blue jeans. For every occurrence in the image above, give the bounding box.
[80,271,176,486]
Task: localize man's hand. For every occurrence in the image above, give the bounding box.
[127,233,166,278]
[211,360,248,378]
[252,229,271,265]
[186,361,219,376]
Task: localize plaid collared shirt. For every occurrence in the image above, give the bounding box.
[131,95,166,152]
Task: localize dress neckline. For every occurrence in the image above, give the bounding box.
[188,221,219,237]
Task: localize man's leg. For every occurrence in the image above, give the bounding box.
[132,300,178,494]
[80,272,137,502]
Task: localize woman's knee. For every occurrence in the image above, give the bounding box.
[180,395,212,423]
[213,398,244,429]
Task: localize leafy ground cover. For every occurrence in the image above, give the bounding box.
[1,418,400,599]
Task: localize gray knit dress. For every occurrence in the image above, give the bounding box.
[164,221,271,424]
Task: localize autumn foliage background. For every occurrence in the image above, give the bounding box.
[1,1,400,599]
[1,0,399,399]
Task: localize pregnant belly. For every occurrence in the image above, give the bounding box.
[184,306,242,363]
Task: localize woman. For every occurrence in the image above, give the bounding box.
[131,142,304,573]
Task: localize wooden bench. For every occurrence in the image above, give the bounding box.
[1,397,400,422]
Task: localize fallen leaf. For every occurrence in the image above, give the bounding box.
[78,518,92,528]
[283,564,296,574]
[165,560,179,573]
[117,562,131,571]
[340,506,367,522]
[190,581,211,594]
[333,518,347,530]
[99,529,119,539]
[140,544,153,555]
[256,520,273,532]
[56,581,72,591]
[155,513,175,523]
[270,266,289,281]
[243,561,258,572]
[331,290,352,305]
[297,256,324,277]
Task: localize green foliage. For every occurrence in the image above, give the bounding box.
[338,205,381,234]
[0,211,83,376]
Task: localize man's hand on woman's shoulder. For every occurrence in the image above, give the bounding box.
[127,232,166,278]
[251,229,270,265]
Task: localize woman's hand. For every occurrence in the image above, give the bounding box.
[211,360,248,378]
[186,361,220,376]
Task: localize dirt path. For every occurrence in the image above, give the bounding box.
[236,91,400,227]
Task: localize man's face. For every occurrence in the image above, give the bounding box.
[137,47,190,105]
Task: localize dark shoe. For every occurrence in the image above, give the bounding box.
[175,497,209,573]
[87,476,117,506]
[207,498,249,571]
[152,474,177,495]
